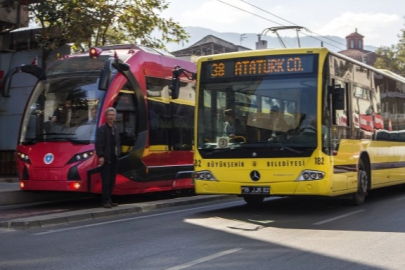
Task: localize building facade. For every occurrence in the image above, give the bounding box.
[171,35,251,62]
[338,29,377,66]
[0,27,70,175]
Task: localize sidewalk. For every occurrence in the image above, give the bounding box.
[0,175,236,230]
[0,176,19,191]
[0,194,235,229]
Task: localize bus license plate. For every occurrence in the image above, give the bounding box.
[241,186,270,195]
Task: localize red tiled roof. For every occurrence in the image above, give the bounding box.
[346,32,364,38]
[338,49,376,65]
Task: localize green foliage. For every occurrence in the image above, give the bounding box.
[28,0,189,53]
[374,17,405,77]
[0,0,17,9]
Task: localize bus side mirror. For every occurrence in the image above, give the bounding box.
[332,87,345,110]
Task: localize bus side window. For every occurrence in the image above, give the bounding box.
[332,80,349,127]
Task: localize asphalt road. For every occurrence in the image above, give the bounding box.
[1,186,405,270]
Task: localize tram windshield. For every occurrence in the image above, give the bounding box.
[20,75,106,145]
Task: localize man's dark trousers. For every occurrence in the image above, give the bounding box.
[101,161,118,203]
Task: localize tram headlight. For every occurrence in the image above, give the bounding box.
[296,170,325,181]
[67,150,95,164]
[193,171,218,181]
[17,151,31,164]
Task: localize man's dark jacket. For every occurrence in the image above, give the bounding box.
[95,123,121,162]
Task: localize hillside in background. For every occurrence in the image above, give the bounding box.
[167,26,377,53]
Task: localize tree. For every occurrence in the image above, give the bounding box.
[21,0,189,67]
[374,18,405,77]
[373,45,404,75]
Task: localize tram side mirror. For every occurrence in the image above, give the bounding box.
[332,87,345,110]
[1,73,12,97]
[98,57,116,90]
[98,69,111,90]
[169,77,180,99]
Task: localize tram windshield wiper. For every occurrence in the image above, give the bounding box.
[23,133,77,144]
[49,137,90,145]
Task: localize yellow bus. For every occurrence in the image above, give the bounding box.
[191,47,405,206]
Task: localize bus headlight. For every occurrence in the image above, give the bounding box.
[193,171,218,181]
[296,170,325,181]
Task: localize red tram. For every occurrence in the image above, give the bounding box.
[2,44,196,195]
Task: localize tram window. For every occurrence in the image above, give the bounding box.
[113,90,137,156]
[171,103,194,150]
[148,100,170,148]
[146,77,170,98]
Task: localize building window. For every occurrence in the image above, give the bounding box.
[350,39,354,49]
[358,40,363,50]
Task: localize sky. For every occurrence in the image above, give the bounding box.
[161,0,405,49]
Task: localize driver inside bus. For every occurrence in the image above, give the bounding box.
[223,109,242,138]
[300,112,317,133]
[299,112,329,141]
[267,105,290,141]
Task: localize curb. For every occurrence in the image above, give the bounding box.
[0,178,18,183]
[0,190,92,206]
[0,195,236,229]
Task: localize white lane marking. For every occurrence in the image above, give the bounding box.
[395,196,405,201]
[165,248,242,270]
[32,201,240,236]
[313,210,365,225]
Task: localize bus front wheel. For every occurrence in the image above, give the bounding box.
[351,160,369,206]
[242,195,265,206]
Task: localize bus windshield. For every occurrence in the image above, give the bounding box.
[197,73,319,158]
[20,75,106,145]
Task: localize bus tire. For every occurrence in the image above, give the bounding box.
[351,160,369,206]
[243,195,265,206]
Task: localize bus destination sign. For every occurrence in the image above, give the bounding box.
[201,54,316,79]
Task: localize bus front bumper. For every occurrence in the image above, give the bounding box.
[195,179,332,197]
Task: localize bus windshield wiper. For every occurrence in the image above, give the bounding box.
[200,146,241,156]
[240,141,302,154]
[24,133,76,144]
